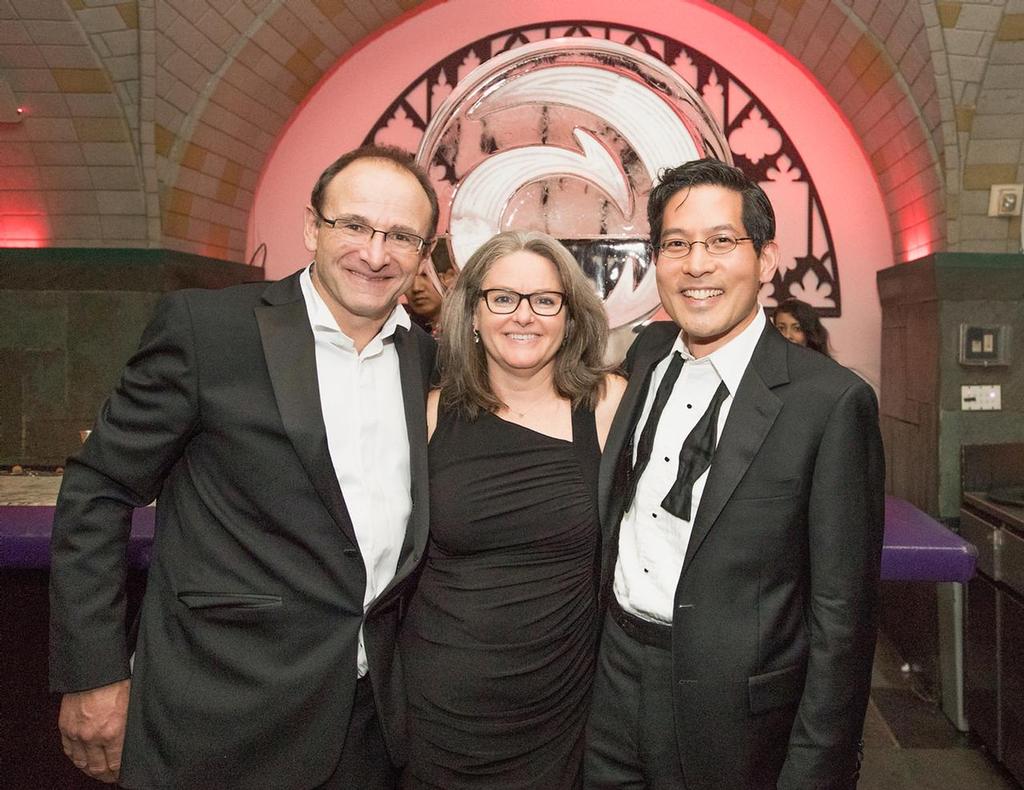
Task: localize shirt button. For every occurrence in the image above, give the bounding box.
[664,456,670,462]
[652,513,658,519]
[686,403,693,409]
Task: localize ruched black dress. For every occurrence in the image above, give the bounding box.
[400,404,601,789]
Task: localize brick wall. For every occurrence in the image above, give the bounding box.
[1,1,1022,260]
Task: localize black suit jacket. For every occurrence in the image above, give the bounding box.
[599,321,884,790]
[49,272,435,790]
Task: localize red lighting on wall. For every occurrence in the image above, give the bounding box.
[0,94,51,246]
[902,236,935,262]
[872,143,944,263]
[0,177,51,247]
[895,200,939,262]
[0,215,50,247]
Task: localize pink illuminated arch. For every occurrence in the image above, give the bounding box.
[368,24,845,322]
[250,0,893,386]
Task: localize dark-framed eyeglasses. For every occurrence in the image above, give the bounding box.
[316,213,429,255]
[479,289,566,316]
[657,234,753,259]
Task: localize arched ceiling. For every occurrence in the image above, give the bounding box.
[2,0,1021,260]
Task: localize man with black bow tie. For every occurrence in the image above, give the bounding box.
[584,159,884,790]
[50,146,438,790]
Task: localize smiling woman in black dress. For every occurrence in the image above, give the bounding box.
[399,230,625,789]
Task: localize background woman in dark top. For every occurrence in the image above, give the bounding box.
[773,297,831,357]
[400,230,625,789]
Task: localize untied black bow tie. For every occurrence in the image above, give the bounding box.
[626,351,730,521]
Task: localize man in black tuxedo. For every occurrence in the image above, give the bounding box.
[584,159,884,789]
[50,145,439,789]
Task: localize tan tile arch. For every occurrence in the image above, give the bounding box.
[157,0,951,262]
[708,0,947,258]
[920,0,1024,253]
[0,0,146,247]
[5,1,1019,258]
[152,0,406,260]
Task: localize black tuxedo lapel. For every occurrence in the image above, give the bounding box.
[386,324,429,588]
[598,325,678,590]
[598,328,676,523]
[681,324,788,574]
[598,336,671,518]
[255,273,358,547]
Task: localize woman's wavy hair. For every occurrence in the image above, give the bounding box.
[439,230,610,419]
[774,297,831,357]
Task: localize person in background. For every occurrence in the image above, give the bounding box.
[400,230,626,789]
[773,297,832,357]
[50,145,438,790]
[406,241,458,336]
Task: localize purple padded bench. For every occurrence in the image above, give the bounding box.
[1,495,978,582]
[882,495,977,583]
[0,505,154,569]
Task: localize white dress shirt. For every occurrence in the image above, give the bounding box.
[613,309,766,625]
[300,265,412,677]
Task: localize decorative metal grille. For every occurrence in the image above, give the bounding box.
[366,21,840,318]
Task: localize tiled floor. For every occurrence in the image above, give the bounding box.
[861,635,1019,789]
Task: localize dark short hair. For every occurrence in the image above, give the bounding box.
[647,158,775,255]
[309,145,439,239]
[773,298,831,357]
[431,238,455,274]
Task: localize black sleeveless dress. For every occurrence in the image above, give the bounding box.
[400,404,601,789]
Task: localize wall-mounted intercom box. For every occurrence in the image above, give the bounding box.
[959,324,1011,367]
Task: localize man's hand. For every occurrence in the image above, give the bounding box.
[58,678,131,784]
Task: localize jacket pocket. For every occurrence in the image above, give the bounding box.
[731,476,801,502]
[748,663,805,714]
[177,591,282,610]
